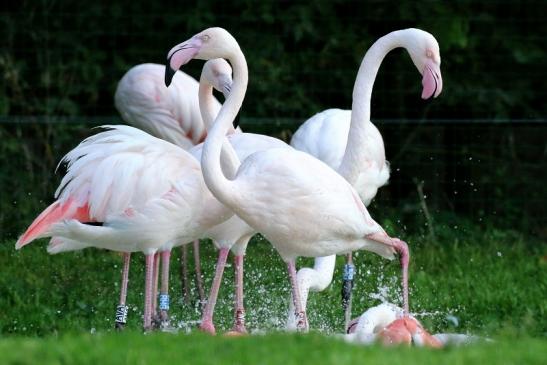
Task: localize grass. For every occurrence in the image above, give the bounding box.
[0,332,545,365]
[0,213,546,363]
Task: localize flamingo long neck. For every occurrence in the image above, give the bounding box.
[198,82,220,131]
[338,31,402,185]
[198,79,239,178]
[198,79,236,134]
[201,49,248,207]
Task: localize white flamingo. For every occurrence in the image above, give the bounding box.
[189,131,288,334]
[15,59,241,331]
[113,62,229,326]
[166,27,413,332]
[115,63,212,148]
[288,28,443,329]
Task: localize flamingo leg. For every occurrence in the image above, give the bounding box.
[159,250,171,328]
[342,252,355,332]
[232,254,247,333]
[200,247,229,335]
[287,260,309,332]
[180,245,191,305]
[143,253,155,331]
[151,252,160,328]
[115,252,131,330]
[193,240,206,307]
[365,232,410,315]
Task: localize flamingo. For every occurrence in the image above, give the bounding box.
[15,59,241,331]
[115,63,210,148]
[113,62,228,326]
[344,303,442,347]
[288,29,443,329]
[189,132,288,334]
[166,27,416,332]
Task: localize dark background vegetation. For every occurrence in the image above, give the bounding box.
[0,0,546,238]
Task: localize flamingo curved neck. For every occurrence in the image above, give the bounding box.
[198,82,219,131]
[198,79,239,179]
[338,31,402,185]
[201,49,248,207]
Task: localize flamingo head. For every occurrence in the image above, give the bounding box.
[378,316,443,348]
[201,59,233,99]
[165,27,240,87]
[401,29,443,99]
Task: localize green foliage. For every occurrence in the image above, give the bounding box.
[1,1,545,119]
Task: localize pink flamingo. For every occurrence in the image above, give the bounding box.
[16,59,240,331]
[289,29,442,329]
[167,27,412,332]
[344,303,442,347]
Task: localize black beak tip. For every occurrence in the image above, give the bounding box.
[165,63,176,87]
[233,111,241,129]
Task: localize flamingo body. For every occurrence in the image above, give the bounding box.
[291,109,389,206]
[115,63,214,148]
[17,125,232,254]
[226,147,392,261]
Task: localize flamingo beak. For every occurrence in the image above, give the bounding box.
[421,59,443,99]
[165,38,203,87]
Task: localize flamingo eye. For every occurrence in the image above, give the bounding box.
[201,34,211,42]
[426,50,433,58]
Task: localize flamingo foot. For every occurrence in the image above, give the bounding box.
[159,310,170,330]
[199,320,216,335]
[150,312,162,329]
[378,316,443,348]
[295,311,309,332]
[230,308,247,334]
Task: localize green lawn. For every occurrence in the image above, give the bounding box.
[0,332,545,365]
[0,214,546,363]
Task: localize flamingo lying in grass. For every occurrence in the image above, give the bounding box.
[167,27,415,332]
[344,303,442,347]
[289,28,443,329]
[15,59,241,331]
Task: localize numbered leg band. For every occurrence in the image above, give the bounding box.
[343,263,355,280]
[159,294,170,311]
[115,305,129,325]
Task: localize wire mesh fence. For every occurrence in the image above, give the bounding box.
[1,1,546,238]
[1,117,545,240]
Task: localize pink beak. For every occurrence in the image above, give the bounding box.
[421,59,443,99]
[165,38,203,87]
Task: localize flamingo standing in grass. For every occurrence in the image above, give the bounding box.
[166,27,422,332]
[289,28,443,329]
[113,62,223,327]
[15,59,241,331]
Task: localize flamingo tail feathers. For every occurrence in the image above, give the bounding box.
[15,198,90,249]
